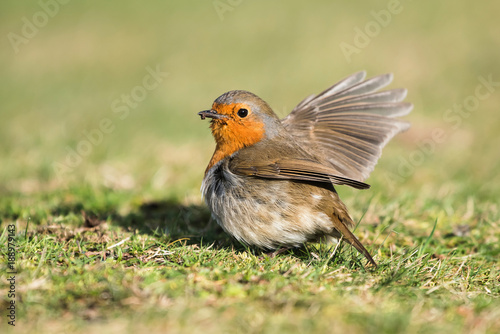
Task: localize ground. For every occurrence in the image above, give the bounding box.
[1,1,499,333]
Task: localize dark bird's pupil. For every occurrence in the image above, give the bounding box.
[237,108,248,118]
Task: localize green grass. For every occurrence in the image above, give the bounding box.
[1,1,500,333]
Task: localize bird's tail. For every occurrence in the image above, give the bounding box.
[329,211,377,267]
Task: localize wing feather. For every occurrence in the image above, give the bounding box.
[282,72,412,181]
[231,158,370,190]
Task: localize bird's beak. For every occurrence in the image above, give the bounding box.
[198,109,226,120]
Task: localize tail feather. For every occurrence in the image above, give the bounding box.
[330,212,377,267]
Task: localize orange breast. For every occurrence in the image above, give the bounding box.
[206,103,265,174]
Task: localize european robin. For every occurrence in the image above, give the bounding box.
[198,72,412,266]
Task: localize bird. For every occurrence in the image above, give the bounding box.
[198,71,412,267]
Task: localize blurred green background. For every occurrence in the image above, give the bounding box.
[1,0,499,203]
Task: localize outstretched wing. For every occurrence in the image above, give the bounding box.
[281,71,412,181]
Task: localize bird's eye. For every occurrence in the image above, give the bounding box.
[237,108,249,118]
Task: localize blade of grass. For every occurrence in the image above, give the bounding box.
[418,218,438,258]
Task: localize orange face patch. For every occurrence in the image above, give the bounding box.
[206,102,265,173]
